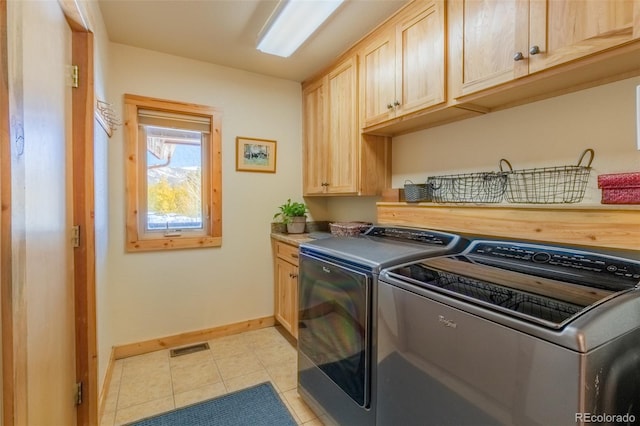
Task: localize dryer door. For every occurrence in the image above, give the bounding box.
[298,252,371,407]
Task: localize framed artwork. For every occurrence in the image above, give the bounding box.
[235,136,277,173]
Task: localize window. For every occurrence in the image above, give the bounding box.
[124,94,222,251]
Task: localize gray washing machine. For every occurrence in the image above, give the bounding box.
[377,238,640,425]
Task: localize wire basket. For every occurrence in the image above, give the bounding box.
[329,222,372,236]
[500,149,594,204]
[404,180,433,202]
[428,170,508,203]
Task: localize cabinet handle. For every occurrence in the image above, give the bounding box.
[513,51,524,61]
[290,273,298,279]
[387,103,394,110]
[291,253,299,259]
[394,100,400,107]
[529,45,540,55]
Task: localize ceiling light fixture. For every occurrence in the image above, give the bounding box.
[257,0,344,58]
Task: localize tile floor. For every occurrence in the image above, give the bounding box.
[100,326,324,425]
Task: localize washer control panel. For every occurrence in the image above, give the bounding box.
[466,240,640,290]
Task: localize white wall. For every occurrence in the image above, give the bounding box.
[393,77,640,205]
[105,44,303,348]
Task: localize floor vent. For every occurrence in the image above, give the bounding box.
[170,342,210,357]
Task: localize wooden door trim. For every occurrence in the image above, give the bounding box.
[1,0,28,423]
[57,1,98,424]
[1,0,15,424]
[71,30,97,426]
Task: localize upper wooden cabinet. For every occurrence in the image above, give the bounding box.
[303,57,390,196]
[361,0,446,128]
[529,1,639,73]
[303,57,359,195]
[304,0,640,139]
[453,0,640,98]
[325,58,360,194]
[302,78,326,195]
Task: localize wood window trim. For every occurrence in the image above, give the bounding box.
[124,94,222,252]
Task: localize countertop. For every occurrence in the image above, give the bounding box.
[271,231,332,247]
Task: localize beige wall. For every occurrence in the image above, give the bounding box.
[393,76,640,205]
[324,75,640,224]
[104,44,304,349]
[325,197,380,223]
[73,0,113,393]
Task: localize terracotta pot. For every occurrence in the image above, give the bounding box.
[286,216,307,234]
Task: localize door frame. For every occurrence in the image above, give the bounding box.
[0,0,14,421]
[0,1,98,424]
[71,28,98,426]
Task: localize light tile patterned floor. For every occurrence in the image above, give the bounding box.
[100,326,324,426]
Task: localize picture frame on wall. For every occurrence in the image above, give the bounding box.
[235,136,277,173]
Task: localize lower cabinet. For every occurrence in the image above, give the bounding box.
[273,240,299,338]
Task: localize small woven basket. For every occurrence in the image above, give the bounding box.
[404,180,432,202]
[329,222,372,236]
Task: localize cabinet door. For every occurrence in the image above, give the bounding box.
[326,57,359,194]
[456,0,529,97]
[396,0,446,115]
[361,30,396,128]
[528,0,640,74]
[275,258,298,338]
[302,78,327,195]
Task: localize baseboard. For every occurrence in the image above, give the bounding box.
[98,347,116,422]
[112,315,276,360]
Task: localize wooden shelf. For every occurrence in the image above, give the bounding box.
[376,202,640,250]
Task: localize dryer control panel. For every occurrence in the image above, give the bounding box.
[365,226,459,247]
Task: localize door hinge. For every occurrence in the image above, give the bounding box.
[71,225,80,248]
[71,65,79,88]
[75,381,83,406]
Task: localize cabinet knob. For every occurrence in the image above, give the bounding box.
[529,45,540,55]
[394,100,400,107]
[513,51,524,61]
[387,103,394,110]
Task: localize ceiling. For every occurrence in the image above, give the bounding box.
[98,0,410,83]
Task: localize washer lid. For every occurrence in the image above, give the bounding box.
[300,227,462,271]
[384,239,640,330]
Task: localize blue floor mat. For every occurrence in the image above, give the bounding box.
[128,382,297,426]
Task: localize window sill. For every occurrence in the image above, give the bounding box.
[126,236,222,252]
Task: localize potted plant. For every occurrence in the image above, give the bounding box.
[273,199,308,234]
